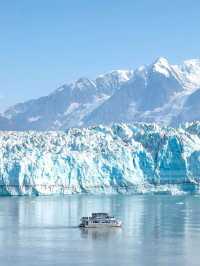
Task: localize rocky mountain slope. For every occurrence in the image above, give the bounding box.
[1,57,200,130]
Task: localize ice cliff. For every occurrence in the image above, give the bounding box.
[1,122,200,196]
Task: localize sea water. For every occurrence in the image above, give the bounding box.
[0,195,200,266]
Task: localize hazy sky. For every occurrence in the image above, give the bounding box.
[0,0,200,110]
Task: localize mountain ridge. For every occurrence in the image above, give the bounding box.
[1,57,200,130]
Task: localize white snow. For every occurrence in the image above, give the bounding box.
[152,57,171,77]
[172,59,200,90]
[73,78,96,90]
[28,116,41,123]
[64,102,80,116]
[97,70,133,82]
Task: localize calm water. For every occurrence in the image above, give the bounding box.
[0,195,200,266]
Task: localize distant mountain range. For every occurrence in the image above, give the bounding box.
[1,57,200,130]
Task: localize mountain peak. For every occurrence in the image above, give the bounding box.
[173,58,200,90]
[183,58,200,66]
[154,57,169,66]
[97,69,133,83]
[95,69,133,94]
[151,57,171,77]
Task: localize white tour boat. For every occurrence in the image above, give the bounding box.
[79,213,122,228]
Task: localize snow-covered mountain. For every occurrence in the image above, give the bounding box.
[2,70,133,130]
[1,57,200,130]
[85,58,200,126]
[1,122,200,195]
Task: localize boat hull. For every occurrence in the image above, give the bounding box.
[79,222,122,228]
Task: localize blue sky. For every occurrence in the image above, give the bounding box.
[0,0,200,110]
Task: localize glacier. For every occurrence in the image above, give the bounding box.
[1,122,200,196]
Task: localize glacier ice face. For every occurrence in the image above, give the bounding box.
[1,122,200,196]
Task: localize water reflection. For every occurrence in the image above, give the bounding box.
[0,195,200,266]
[80,227,122,240]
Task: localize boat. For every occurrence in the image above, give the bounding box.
[79,213,122,228]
